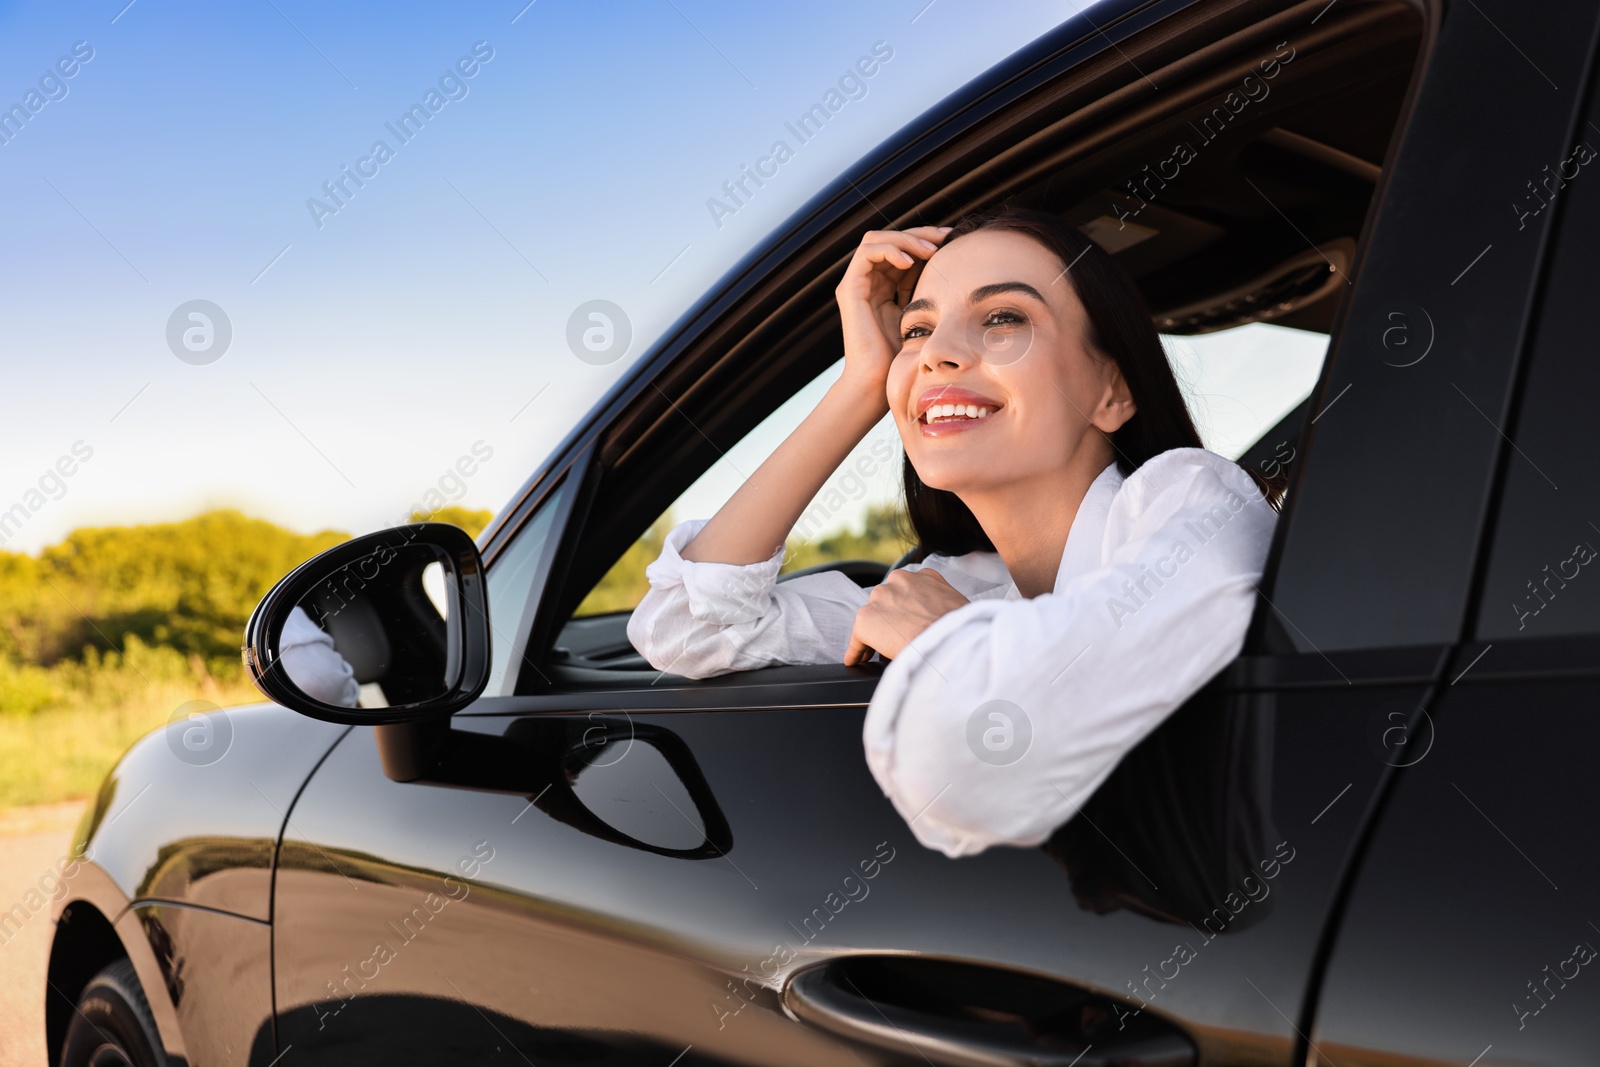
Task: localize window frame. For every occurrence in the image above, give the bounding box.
[501,0,1434,698]
[1457,36,1600,651]
[474,446,590,697]
[1250,0,1600,656]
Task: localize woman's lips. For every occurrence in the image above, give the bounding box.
[918,407,999,437]
[915,385,1004,419]
[915,385,1002,437]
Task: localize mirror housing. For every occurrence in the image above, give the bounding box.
[243,522,491,725]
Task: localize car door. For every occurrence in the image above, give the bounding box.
[266,418,1436,1066]
[1307,15,1600,1064]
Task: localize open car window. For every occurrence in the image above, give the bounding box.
[535,0,1420,684]
[550,316,1328,677]
[572,358,907,619]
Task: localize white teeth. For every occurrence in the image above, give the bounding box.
[922,403,995,422]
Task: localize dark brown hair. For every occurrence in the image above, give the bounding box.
[900,205,1286,558]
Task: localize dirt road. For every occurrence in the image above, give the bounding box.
[0,802,89,1067]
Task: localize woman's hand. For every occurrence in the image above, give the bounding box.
[844,568,970,666]
[836,225,954,396]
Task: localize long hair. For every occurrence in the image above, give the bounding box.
[899,206,1286,558]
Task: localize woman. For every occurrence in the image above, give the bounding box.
[627,206,1283,858]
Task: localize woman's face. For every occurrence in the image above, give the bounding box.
[885,228,1136,496]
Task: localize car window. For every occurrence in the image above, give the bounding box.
[1472,100,1600,641]
[483,479,566,694]
[1162,322,1327,466]
[572,320,1327,619]
[573,360,906,618]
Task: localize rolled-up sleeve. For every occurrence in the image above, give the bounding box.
[279,605,360,708]
[861,449,1277,858]
[626,518,872,679]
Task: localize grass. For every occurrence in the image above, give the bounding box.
[0,639,262,812]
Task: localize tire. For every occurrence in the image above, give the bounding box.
[59,958,167,1067]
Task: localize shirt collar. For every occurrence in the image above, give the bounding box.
[1002,460,1126,600]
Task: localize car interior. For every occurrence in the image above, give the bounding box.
[528,0,1426,689]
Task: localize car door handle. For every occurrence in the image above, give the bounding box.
[783,957,1195,1067]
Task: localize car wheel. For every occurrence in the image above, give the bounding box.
[59,959,167,1067]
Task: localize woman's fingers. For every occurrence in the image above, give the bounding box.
[840,227,951,293]
[894,225,955,254]
[859,228,945,261]
[845,601,888,666]
[860,241,923,270]
[845,570,970,669]
[843,631,871,666]
[835,225,953,385]
[844,617,885,665]
[861,244,915,268]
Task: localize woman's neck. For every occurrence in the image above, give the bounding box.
[959,446,1114,598]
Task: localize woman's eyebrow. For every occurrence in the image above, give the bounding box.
[971,281,1048,306]
[900,281,1048,318]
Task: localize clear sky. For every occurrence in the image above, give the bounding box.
[0,0,1320,554]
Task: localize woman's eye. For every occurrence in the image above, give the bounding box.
[902,310,1022,341]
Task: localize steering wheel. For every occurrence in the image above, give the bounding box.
[890,544,929,570]
[776,544,930,589]
[777,558,890,589]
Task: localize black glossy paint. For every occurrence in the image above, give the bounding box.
[271,667,1413,1064]
[45,702,346,1064]
[70,702,347,921]
[133,903,275,1067]
[1307,11,1600,1056]
[1263,0,1600,652]
[1471,36,1600,644]
[1309,655,1600,1064]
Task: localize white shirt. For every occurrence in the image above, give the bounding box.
[280,604,360,708]
[627,447,1277,858]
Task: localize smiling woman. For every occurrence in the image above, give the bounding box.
[627,206,1284,856]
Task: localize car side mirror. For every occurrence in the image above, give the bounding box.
[243,523,492,725]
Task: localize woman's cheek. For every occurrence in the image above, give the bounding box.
[885,357,912,405]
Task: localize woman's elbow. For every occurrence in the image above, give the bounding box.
[875,727,1050,855]
[627,612,732,680]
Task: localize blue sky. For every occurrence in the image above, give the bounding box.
[0,0,1099,552]
[0,0,1322,555]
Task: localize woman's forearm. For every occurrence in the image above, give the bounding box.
[680,373,888,565]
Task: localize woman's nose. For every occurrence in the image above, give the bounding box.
[920,318,978,371]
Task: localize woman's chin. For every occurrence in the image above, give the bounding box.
[909,456,995,496]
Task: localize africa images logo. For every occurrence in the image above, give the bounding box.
[966,699,1032,766]
[166,300,233,365]
[164,700,233,767]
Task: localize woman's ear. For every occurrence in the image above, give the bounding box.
[1091,361,1137,433]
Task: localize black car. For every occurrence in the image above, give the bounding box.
[45,0,1600,1063]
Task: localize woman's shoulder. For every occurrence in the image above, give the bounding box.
[1101,447,1277,555]
[1114,446,1270,513]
